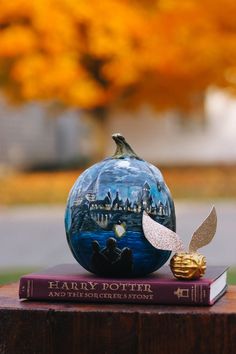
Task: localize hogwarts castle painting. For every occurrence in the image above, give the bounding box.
[65,154,176,276]
[70,181,171,233]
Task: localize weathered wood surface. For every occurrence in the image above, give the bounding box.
[0,283,236,354]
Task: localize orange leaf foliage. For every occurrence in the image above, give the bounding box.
[0,0,236,111]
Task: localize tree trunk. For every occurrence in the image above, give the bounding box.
[81,108,110,163]
[176,92,207,128]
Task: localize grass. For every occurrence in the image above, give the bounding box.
[0,267,236,286]
[0,268,38,286]
[227,268,236,285]
[1,165,236,205]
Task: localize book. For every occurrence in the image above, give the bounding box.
[19,264,228,306]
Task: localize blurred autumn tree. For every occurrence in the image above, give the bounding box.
[0,0,236,158]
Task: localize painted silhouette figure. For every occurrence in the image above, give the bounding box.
[113,247,133,275]
[91,240,108,273]
[91,237,133,276]
[101,238,122,262]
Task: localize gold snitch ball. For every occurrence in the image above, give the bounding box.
[170,252,207,280]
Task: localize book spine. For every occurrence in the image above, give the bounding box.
[19,277,212,305]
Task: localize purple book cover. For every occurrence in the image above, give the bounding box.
[19,264,228,306]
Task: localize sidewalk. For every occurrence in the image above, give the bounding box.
[0,201,235,269]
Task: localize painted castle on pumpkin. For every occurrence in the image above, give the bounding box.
[70,181,171,231]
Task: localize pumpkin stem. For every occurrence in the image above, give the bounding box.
[112,133,140,159]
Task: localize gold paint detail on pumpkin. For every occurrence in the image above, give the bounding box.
[170,252,207,280]
[142,211,184,252]
[188,206,217,253]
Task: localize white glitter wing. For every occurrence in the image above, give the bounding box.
[188,206,217,253]
[142,212,184,252]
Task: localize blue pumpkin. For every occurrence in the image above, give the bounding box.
[65,134,176,277]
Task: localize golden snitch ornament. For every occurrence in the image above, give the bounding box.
[142,207,217,280]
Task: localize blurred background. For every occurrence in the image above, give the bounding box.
[0,0,235,284]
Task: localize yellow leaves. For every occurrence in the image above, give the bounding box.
[12,54,80,100]
[66,78,109,108]
[31,4,78,55]
[0,0,150,109]
[11,52,108,107]
[0,26,36,57]
[103,59,139,87]
[1,0,236,110]
[0,0,34,22]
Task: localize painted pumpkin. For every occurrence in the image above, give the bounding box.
[65,134,176,277]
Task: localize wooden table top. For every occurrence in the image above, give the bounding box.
[1,282,236,314]
[1,283,236,354]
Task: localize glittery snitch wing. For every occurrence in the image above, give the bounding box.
[142,211,184,252]
[188,206,217,253]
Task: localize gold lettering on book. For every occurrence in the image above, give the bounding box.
[48,281,60,289]
[80,282,98,290]
[48,291,67,297]
[200,285,203,302]
[47,291,154,301]
[48,281,153,293]
[194,285,197,302]
[174,288,190,299]
[102,283,152,292]
[48,281,99,291]
[27,280,31,297]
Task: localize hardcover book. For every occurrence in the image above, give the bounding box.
[19,264,228,306]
